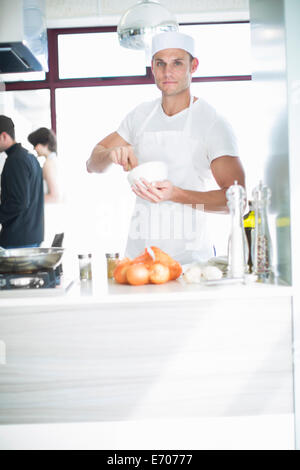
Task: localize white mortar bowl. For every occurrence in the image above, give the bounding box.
[127,161,168,186]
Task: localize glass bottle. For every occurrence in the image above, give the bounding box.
[243,200,255,273]
[226,181,248,279]
[105,253,120,279]
[78,254,92,281]
[252,181,273,281]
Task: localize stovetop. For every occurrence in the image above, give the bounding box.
[0,265,62,290]
[0,264,74,296]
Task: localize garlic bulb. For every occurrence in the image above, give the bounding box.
[183,263,223,283]
[202,265,223,281]
[183,264,203,284]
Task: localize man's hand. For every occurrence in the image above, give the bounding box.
[87,133,137,173]
[109,145,138,171]
[132,178,174,203]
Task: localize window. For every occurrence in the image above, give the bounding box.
[1,22,252,253]
[0,72,46,83]
[180,23,251,77]
[0,89,50,146]
[0,89,50,184]
[58,32,147,79]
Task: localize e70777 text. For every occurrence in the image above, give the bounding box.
[151,454,192,465]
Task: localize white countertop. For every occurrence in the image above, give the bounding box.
[0,272,293,309]
[0,259,294,437]
[0,250,292,309]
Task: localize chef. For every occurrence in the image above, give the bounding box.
[87,31,245,263]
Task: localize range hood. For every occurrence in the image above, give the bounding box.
[0,0,48,74]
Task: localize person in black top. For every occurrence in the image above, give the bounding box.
[0,115,44,248]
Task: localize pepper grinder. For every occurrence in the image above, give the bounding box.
[252,181,273,281]
[226,181,248,279]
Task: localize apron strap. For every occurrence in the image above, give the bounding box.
[184,95,194,132]
[136,99,161,138]
[136,95,194,138]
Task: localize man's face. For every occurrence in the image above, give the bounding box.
[151,48,198,97]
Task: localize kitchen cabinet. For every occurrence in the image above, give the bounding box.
[0,280,293,435]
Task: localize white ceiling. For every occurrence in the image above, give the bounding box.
[46,0,249,27]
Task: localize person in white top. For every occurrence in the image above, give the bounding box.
[28,127,64,245]
[86,31,245,263]
[27,127,61,204]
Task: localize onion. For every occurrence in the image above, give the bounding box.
[113,258,131,284]
[169,262,182,280]
[149,263,170,284]
[126,263,149,286]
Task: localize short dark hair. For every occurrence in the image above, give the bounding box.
[28,127,57,153]
[0,115,15,139]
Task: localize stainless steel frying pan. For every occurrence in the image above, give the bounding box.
[0,247,65,273]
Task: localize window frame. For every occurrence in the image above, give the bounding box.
[3,22,251,133]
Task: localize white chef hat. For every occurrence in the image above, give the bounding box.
[152,31,195,57]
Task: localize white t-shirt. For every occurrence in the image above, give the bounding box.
[118,97,240,262]
[117,97,239,187]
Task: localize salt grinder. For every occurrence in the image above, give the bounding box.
[252,181,273,281]
[226,181,248,279]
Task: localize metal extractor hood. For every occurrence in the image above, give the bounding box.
[0,0,48,74]
[118,0,178,55]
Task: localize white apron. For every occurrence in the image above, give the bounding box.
[125,97,214,264]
